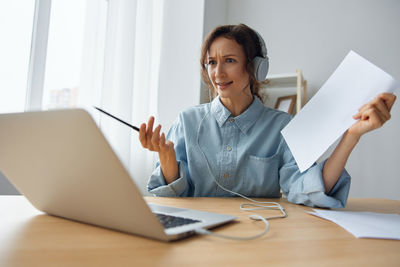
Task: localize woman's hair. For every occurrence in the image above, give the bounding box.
[200,24,265,102]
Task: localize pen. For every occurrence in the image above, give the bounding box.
[94,106,139,132]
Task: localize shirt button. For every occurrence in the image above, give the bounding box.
[229,118,235,123]
[224,173,229,178]
[227,146,232,151]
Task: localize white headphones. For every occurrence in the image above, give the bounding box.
[252,30,269,82]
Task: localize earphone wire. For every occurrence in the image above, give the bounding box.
[194,103,286,240]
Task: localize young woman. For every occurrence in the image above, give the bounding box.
[139,24,396,208]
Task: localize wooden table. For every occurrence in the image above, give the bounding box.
[0,196,399,266]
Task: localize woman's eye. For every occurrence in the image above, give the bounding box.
[226,58,235,63]
[208,60,216,65]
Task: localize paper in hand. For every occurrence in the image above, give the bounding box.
[281,51,399,172]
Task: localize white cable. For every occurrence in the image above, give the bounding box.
[194,106,287,240]
[211,176,287,220]
[194,214,269,241]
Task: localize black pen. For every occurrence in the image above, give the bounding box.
[94,106,139,132]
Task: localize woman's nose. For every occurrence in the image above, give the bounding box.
[215,62,226,77]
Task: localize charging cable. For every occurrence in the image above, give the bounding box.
[194,105,287,240]
[194,174,286,240]
[195,214,269,240]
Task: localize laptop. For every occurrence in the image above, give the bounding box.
[0,109,236,241]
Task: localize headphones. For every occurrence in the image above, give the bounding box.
[205,28,269,83]
[252,30,269,82]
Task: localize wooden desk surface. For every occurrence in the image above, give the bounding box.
[0,196,399,267]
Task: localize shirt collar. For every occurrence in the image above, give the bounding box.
[210,95,264,134]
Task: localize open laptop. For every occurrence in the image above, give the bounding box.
[0,109,236,241]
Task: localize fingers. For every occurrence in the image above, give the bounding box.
[146,116,155,149]
[159,132,174,151]
[138,116,168,152]
[368,93,394,121]
[139,123,147,147]
[362,108,385,129]
[151,124,162,151]
[353,113,361,120]
[378,92,397,111]
[350,93,396,136]
[374,97,391,121]
[160,132,166,148]
[355,93,396,121]
[139,116,155,149]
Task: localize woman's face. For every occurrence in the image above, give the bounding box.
[207,37,251,101]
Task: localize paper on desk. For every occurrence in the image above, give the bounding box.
[281,51,400,172]
[308,209,400,240]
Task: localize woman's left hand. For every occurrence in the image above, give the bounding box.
[348,92,397,138]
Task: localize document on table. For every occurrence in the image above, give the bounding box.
[282,50,400,172]
[308,209,400,240]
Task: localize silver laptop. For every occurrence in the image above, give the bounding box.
[0,109,236,241]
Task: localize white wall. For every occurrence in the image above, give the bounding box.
[2,1,399,200]
[200,0,228,103]
[132,0,205,194]
[221,0,400,200]
[157,0,204,129]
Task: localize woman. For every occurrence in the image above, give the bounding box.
[139,24,396,208]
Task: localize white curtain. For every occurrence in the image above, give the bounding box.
[79,0,204,194]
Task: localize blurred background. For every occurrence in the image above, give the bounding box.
[0,0,399,200]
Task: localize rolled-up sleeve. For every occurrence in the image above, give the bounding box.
[280,140,351,208]
[147,161,189,196]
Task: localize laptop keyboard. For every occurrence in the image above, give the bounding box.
[154,213,201,229]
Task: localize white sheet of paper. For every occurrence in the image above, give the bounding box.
[282,51,400,172]
[308,209,400,240]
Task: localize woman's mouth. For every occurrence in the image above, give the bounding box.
[216,81,233,90]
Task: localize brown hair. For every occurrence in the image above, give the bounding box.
[200,24,265,102]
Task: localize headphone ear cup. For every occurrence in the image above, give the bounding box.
[252,56,269,82]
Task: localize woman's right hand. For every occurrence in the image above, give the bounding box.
[139,116,179,183]
[139,116,174,154]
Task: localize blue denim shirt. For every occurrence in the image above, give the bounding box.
[148,96,351,208]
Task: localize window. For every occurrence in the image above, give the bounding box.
[42,0,87,109]
[0,1,35,113]
[0,0,107,113]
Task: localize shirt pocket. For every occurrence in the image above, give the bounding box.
[240,153,281,197]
